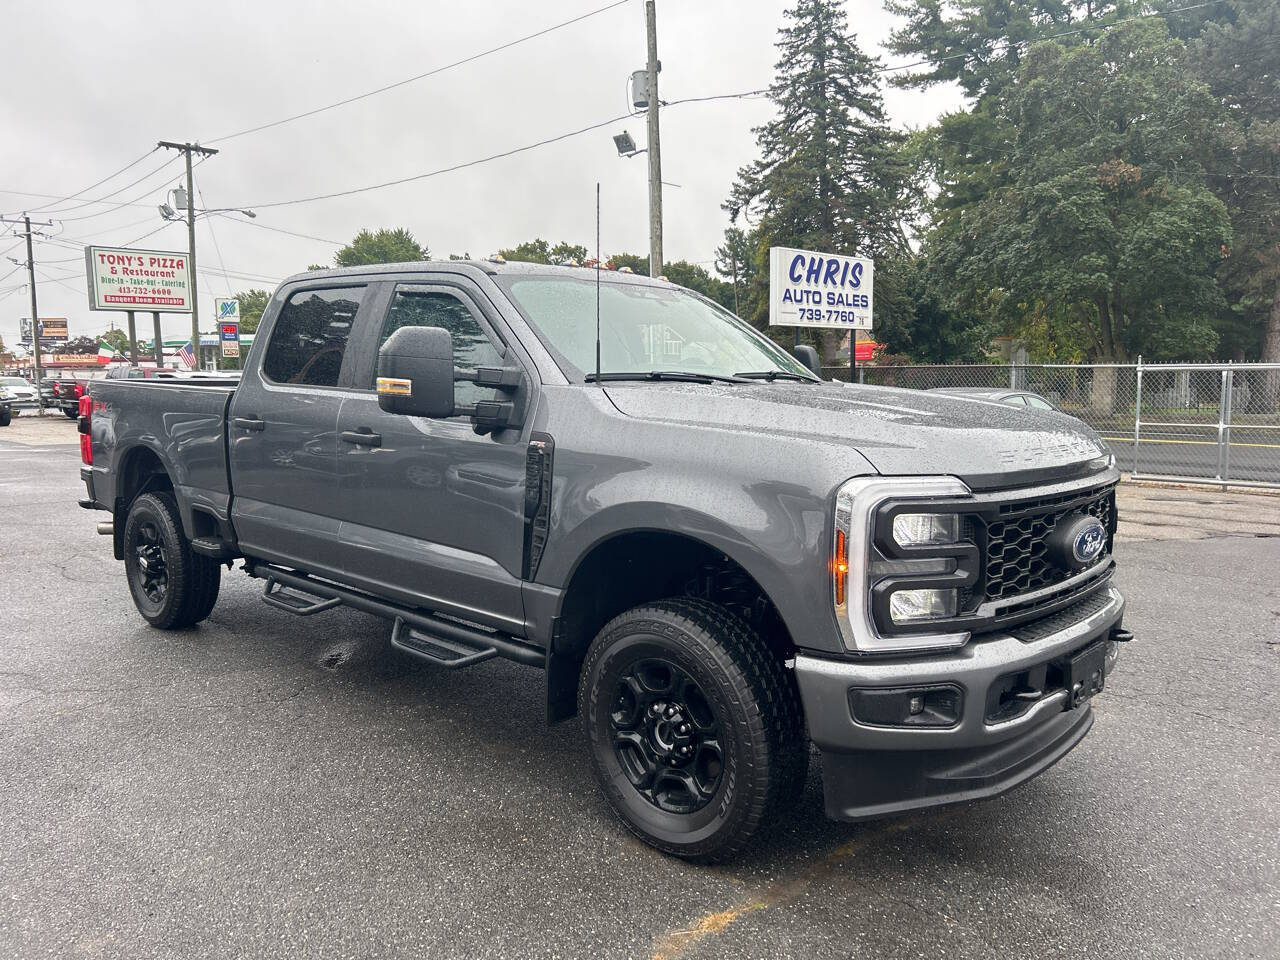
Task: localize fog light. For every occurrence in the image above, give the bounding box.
[889,588,957,623]
[892,512,959,547]
[849,685,962,728]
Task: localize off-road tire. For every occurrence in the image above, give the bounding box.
[579,598,807,861]
[123,491,221,629]
[0,408,10,427]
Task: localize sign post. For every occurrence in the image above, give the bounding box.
[769,246,873,380]
[215,298,241,365]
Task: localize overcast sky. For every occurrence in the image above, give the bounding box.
[0,0,963,352]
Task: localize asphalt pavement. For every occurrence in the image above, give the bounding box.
[1,424,1277,959]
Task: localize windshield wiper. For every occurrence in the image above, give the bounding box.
[586,371,747,384]
[734,370,818,382]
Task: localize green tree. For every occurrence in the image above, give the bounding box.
[63,336,98,355]
[927,21,1230,368]
[1191,0,1280,371]
[99,328,130,356]
[234,289,272,334]
[884,0,1130,102]
[608,252,649,275]
[713,226,758,318]
[729,0,911,357]
[498,238,588,265]
[333,228,429,267]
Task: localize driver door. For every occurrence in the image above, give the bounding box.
[331,279,530,636]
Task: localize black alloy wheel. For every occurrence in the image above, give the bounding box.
[123,491,221,629]
[579,598,807,861]
[611,657,724,815]
[133,520,169,604]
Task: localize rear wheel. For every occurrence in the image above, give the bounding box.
[63,407,78,420]
[123,492,221,629]
[579,598,806,861]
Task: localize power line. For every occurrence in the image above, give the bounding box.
[47,157,185,223]
[196,182,233,296]
[0,188,158,211]
[205,0,630,144]
[211,214,343,245]
[236,111,634,210]
[29,154,180,218]
[25,148,160,213]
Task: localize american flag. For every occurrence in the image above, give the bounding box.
[178,340,196,369]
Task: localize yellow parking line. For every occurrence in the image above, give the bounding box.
[1100,435,1280,450]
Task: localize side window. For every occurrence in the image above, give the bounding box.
[374,288,504,408]
[1026,395,1054,410]
[262,286,365,387]
[1002,395,1028,407]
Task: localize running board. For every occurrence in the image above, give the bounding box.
[245,561,545,670]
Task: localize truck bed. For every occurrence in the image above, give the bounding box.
[89,378,238,530]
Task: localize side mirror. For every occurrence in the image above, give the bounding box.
[377,326,456,418]
[791,343,821,377]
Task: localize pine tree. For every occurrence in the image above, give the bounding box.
[728,0,909,353]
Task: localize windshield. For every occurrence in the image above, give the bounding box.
[496,275,816,382]
[2,378,29,387]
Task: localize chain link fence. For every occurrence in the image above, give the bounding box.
[820,361,1280,488]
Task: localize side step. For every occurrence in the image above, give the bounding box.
[262,578,342,616]
[245,561,544,670]
[192,536,241,561]
[391,617,497,669]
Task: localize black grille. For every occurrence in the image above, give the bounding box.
[982,486,1115,602]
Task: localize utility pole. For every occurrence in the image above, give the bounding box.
[644,0,663,278]
[3,214,54,412]
[157,140,218,370]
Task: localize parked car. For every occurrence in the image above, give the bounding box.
[0,376,38,407]
[81,261,1127,860]
[930,387,1062,411]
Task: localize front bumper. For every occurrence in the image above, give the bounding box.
[795,586,1125,821]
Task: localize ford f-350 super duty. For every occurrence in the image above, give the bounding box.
[79,260,1128,860]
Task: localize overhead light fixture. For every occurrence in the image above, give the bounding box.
[613,130,644,158]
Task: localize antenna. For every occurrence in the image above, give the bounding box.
[595,181,602,386]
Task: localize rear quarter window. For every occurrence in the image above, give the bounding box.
[262,286,365,387]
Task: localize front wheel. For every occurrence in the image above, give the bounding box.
[63,407,78,420]
[579,598,807,861]
[0,407,10,427]
[123,491,221,629]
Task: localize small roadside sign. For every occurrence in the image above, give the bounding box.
[769,246,873,331]
[216,299,241,359]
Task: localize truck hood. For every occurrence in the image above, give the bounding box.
[603,381,1112,489]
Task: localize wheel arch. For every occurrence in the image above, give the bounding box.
[544,522,799,723]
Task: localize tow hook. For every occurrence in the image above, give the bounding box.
[1109,626,1134,643]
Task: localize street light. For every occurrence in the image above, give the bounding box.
[613,130,645,159]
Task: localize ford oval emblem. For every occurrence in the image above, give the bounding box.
[1072,518,1107,564]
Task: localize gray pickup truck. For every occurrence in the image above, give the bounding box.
[79,260,1128,860]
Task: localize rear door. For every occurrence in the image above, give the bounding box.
[228,282,373,580]
[331,276,531,635]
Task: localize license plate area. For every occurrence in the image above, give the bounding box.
[1065,640,1107,709]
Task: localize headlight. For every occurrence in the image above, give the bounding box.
[892,513,958,547]
[832,476,973,654]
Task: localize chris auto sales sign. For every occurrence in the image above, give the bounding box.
[84,245,192,313]
[769,246,873,330]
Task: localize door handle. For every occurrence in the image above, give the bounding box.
[233,416,265,432]
[341,429,382,448]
